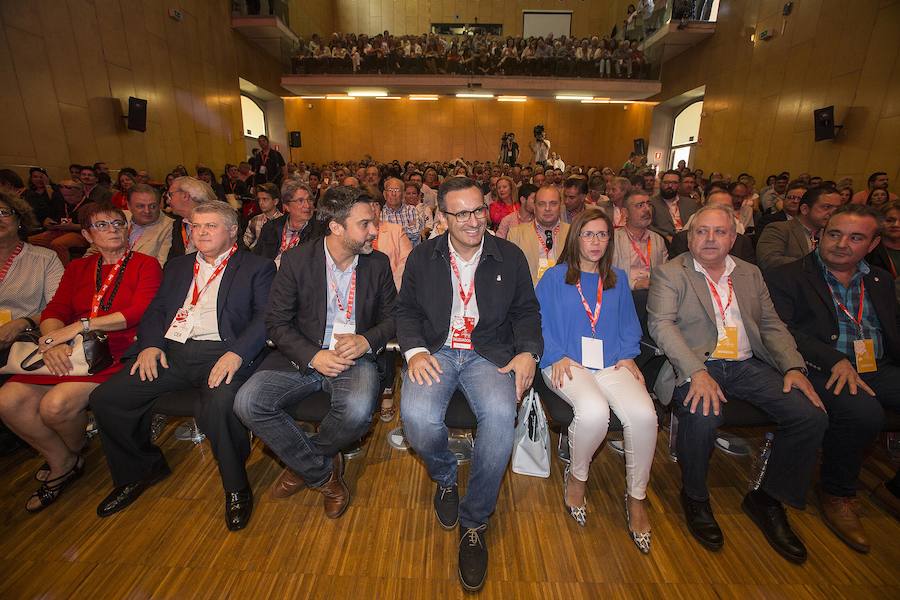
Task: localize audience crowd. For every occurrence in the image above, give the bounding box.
[0,135,898,592]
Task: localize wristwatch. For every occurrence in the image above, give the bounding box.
[529,352,541,363]
[80,317,91,333]
[786,366,808,376]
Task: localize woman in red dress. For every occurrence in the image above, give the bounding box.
[110,168,137,210]
[489,175,519,230]
[0,203,162,512]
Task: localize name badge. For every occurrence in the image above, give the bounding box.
[854,338,877,373]
[581,336,605,370]
[0,309,11,326]
[328,320,356,350]
[59,218,72,224]
[258,165,267,175]
[164,308,194,344]
[450,316,475,350]
[537,257,555,281]
[711,326,739,360]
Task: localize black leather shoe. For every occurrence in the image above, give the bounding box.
[225,487,253,531]
[434,483,459,529]
[741,492,807,564]
[458,525,488,592]
[96,465,171,518]
[680,489,724,550]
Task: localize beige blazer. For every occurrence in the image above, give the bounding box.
[611,227,668,289]
[755,218,813,271]
[86,212,174,267]
[506,221,570,286]
[647,252,805,402]
[375,221,412,291]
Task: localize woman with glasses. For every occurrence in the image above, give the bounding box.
[0,203,161,513]
[535,208,657,552]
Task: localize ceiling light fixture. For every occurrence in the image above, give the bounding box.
[456,93,494,98]
[409,94,439,101]
[555,95,594,101]
[497,96,527,102]
[326,94,356,100]
[376,96,402,100]
[299,96,325,99]
[348,90,388,97]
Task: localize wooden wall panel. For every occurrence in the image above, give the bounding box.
[654,0,900,189]
[0,0,284,182]
[284,97,652,167]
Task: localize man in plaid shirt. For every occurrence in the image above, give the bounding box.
[382,177,423,246]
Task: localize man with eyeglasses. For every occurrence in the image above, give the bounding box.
[507,184,569,285]
[253,180,323,266]
[85,184,173,267]
[165,176,218,262]
[612,189,668,290]
[381,177,423,246]
[651,170,698,244]
[90,201,276,532]
[396,177,542,592]
[756,181,806,236]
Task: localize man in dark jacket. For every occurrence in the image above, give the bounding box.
[395,177,542,592]
[766,204,900,554]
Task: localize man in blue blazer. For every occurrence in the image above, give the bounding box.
[90,201,276,531]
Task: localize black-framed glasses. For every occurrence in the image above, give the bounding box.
[0,208,17,218]
[442,205,489,222]
[91,220,127,231]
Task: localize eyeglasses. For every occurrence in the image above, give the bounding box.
[91,220,127,231]
[0,208,17,218]
[442,205,489,222]
[384,187,402,193]
[785,194,804,201]
[579,230,610,240]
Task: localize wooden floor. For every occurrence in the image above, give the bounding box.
[1,415,899,599]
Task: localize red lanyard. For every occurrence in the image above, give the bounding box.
[626,230,651,268]
[65,197,87,220]
[280,224,301,254]
[329,267,357,322]
[91,252,129,318]
[449,251,476,315]
[705,275,734,325]
[372,233,380,251]
[0,242,24,285]
[827,278,865,335]
[534,223,559,258]
[575,275,603,336]
[191,245,237,306]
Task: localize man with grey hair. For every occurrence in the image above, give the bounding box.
[382,176,423,246]
[165,175,219,262]
[91,201,276,532]
[254,180,324,264]
[648,202,827,563]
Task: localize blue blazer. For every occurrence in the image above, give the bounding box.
[134,249,276,375]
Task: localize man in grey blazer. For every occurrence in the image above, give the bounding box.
[648,204,827,564]
[756,187,840,271]
[650,170,699,243]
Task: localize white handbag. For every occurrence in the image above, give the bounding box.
[0,330,112,376]
[512,389,551,478]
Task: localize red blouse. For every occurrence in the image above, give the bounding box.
[17,252,162,384]
[489,200,518,230]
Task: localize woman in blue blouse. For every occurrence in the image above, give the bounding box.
[535,208,657,552]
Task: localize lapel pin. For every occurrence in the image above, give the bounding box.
[874,277,879,282]
[496,275,501,281]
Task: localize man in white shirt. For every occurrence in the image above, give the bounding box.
[648,204,827,564]
[612,189,668,289]
[396,177,542,592]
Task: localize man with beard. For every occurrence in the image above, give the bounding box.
[651,170,698,243]
[852,172,897,205]
[234,186,396,519]
[612,189,668,289]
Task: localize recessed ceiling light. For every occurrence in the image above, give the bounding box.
[456,93,494,98]
[376,96,402,100]
[299,96,325,99]
[348,90,388,97]
[326,94,356,100]
[555,95,594,101]
[409,94,439,101]
[497,96,527,102]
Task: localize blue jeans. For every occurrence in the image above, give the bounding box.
[672,358,828,508]
[401,347,517,529]
[234,357,380,487]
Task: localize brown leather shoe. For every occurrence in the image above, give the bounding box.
[872,482,900,521]
[819,490,869,553]
[315,453,349,519]
[270,468,306,499]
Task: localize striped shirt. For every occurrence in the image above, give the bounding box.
[0,243,64,321]
[382,204,423,247]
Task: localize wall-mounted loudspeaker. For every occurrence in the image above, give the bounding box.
[126,97,147,132]
[289,131,302,148]
[633,138,647,156]
[813,106,836,141]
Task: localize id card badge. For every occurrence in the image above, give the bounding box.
[450,316,475,350]
[0,309,11,326]
[164,308,195,344]
[711,326,739,359]
[59,217,72,224]
[854,338,877,373]
[537,257,555,281]
[328,320,356,350]
[581,337,605,370]
[259,165,267,175]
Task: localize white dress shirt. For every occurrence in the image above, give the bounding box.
[404,237,484,362]
[693,256,753,361]
[182,248,232,341]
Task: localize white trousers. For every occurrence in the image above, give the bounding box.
[542,365,658,498]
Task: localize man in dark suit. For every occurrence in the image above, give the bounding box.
[396,177,542,592]
[90,201,276,531]
[668,191,756,263]
[253,180,323,265]
[235,186,396,519]
[755,181,806,237]
[650,169,699,243]
[756,187,840,271]
[766,204,900,554]
[165,176,219,262]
